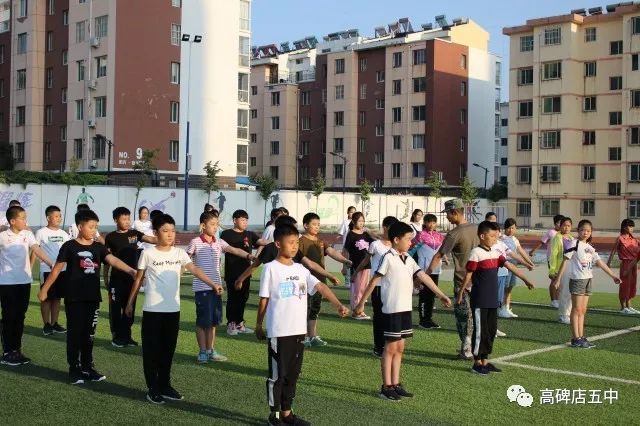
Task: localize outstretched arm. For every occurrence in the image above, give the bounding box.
[505,261,535,289]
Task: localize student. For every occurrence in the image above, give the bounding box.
[409,209,424,237]
[608,219,640,314]
[255,223,348,425]
[133,206,154,251]
[125,214,222,404]
[497,218,534,318]
[186,211,255,363]
[529,214,564,307]
[35,205,70,336]
[104,207,157,347]
[549,217,574,324]
[415,214,447,329]
[485,212,497,222]
[0,199,22,230]
[299,212,352,347]
[220,209,268,336]
[457,221,534,375]
[337,206,357,245]
[344,212,375,319]
[552,220,620,348]
[355,222,451,400]
[39,209,135,384]
[355,216,398,357]
[262,208,285,242]
[1,206,54,366]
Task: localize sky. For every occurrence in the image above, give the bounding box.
[252,0,599,100]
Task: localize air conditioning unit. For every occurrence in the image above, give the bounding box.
[88,79,97,90]
[87,119,96,128]
[90,37,100,48]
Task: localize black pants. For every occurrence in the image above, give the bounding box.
[267,334,305,412]
[0,284,31,354]
[418,274,439,324]
[65,301,99,369]
[226,277,250,325]
[471,306,497,361]
[371,287,384,353]
[142,311,179,394]
[108,280,135,341]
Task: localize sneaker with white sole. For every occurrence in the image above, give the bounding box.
[629,307,640,314]
[226,322,238,336]
[495,329,507,337]
[379,385,401,401]
[236,322,254,334]
[507,308,518,318]
[550,300,560,308]
[146,392,165,405]
[69,367,84,385]
[208,350,227,362]
[558,315,571,324]
[81,367,106,382]
[310,336,328,347]
[497,307,512,319]
[197,351,208,364]
[352,312,371,320]
[621,307,633,315]
[161,385,184,401]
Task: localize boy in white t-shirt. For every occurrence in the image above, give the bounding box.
[125,214,222,405]
[256,223,348,425]
[34,205,70,336]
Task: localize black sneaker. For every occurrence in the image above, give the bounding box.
[43,323,53,336]
[282,413,311,425]
[69,368,85,385]
[16,351,31,365]
[146,392,165,405]
[418,320,440,329]
[394,383,414,398]
[81,367,106,382]
[52,323,66,334]
[379,385,402,401]
[471,364,490,375]
[126,338,139,347]
[486,363,502,373]
[1,351,28,366]
[111,339,127,348]
[372,349,383,358]
[161,385,184,401]
[268,413,282,426]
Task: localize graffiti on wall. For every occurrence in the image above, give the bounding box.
[0,191,34,210]
[139,191,176,212]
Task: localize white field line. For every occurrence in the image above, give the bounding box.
[498,361,640,385]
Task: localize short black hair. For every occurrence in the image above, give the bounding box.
[45,205,60,217]
[6,206,25,222]
[8,199,20,207]
[204,203,214,212]
[152,213,175,231]
[504,218,517,229]
[477,220,499,237]
[138,206,149,216]
[347,206,356,213]
[76,203,90,211]
[279,207,289,215]
[423,214,437,223]
[200,211,218,224]
[112,206,131,220]
[561,216,572,226]
[75,209,99,225]
[150,210,163,220]
[274,223,299,241]
[270,208,283,221]
[232,209,249,219]
[485,212,497,220]
[303,212,320,224]
[553,214,565,225]
[388,221,413,242]
[621,219,635,233]
[382,216,399,229]
[274,215,297,228]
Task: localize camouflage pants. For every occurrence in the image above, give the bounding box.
[453,286,472,353]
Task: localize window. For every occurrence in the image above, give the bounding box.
[45,105,52,125]
[44,142,51,163]
[392,79,401,95]
[376,98,385,109]
[250,133,256,143]
[460,81,467,96]
[500,157,507,166]
[583,131,596,145]
[335,85,344,100]
[249,109,257,119]
[609,182,621,196]
[541,130,561,149]
[542,96,561,114]
[610,111,622,125]
[77,60,85,81]
[170,62,180,84]
[333,138,344,153]
[516,200,531,217]
[585,27,596,42]
[95,96,106,118]
[392,163,401,178]
[271,116,280,129]
[63,9,68,25]
[501,138,508,146]
[376,70,385,83]
[631,164,640,182]
[358,111,366,126]
[629,200,640,218]
[46,67,53,88]
[461,137,467,152]
[62,87,68,103]
[375,124,384,136]
[95,15,108,38]
[393,135,401,150]
[48,0,54,14]
[172,0,182,6]
[18,0,27,17]
[17,69,26,90]
[412,163,425,178]
[540,165,560,183]
[392,107,402,123]
[517,167,531,184]
[501,119,508,127]
[520,35,534,52]
[96,56,107,78]
[633,16,640,34]
[459,109,467,124]
[360,84,367,99]
[584,61,596,77]
[374,152,384,164]
[169,140,179,162]
[321,89,327,104]
[300,91,310,105]
[93,137,105,159]
[16,106,25,126]
[583,96,596,112]
[73,139,83,160]
[582,165,595,181]
[610,40,623,55]
[14,143,24,163]
[610,147,622,161]
[169,101,179,123]
[239,0,249,30]
[171,23,181,45]
[413,49,426,65]
[543,61,562,79]
[412,134,425,149]
[460,54,467,69]
[249,157,256,167]
[544,27,561,45]
[633,54,639,71]
[518,67,533,85]
[76,21,86,43]
[75,99,84,120]
[270,141,279,155]
[540,199,560,216]
[334,111,344,126]
[359,58,367,72]
[299,140,308,156]
[413,77,426,92]
[17,33,27,54]
[60,125,66,142]
[358,138,365,152]
[335,58,345,74]
[239,36,250,66]
[392,52,402,68]
[271,91,280,106]
[333,164,343,179]
[47,31,53,51]
[610,76,622,90]
[357,164,365,179]
[630,127,640,145]
[250,86,258,96]
[0,45,4,64]
[62,50,68,65]
[631,90,640,108]
[301,116,311,130]
[412,105,426,121]
[518,133,532,151]
[0,79,4,98]
[519,101,533,118]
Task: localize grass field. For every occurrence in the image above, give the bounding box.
[1,272,639,425]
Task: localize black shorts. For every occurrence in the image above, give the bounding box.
[307,292,322,320]
[383,311,413,342]
[40,271,65,300]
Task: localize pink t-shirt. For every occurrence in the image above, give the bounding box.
[415,230,445,251]
[541,228,557,258]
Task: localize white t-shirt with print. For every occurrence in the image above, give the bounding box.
[493,239,513,277]
[368,239,392,286]
[564,240,600,280]
[137,246,192,313]
[133,219,154,250]
[0,229,38,285]
[375,248,421,314]
[261,224,276,242]
[259,260,320,338]
[35,227,70,272]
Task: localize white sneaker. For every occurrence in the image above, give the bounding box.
[558,315,570,324]
[507,308,518,318]
[629,307,640,314]
[495,329,507,337]
[226,322,238,336]
[236,322,254,334]
[497,308,512,319]
[550,300,559,308]
[620,308,633,315]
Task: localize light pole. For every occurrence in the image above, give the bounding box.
[472,162,489,195]
[181,34,202,231]
[330,150,347,193]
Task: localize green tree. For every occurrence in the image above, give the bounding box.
[425,170,446,212]
[203,160,222,204]
[486,182,507,203]
[311,170,326,213]
[133,149,159,219]
[253,174,278,225]
[358,179,372,213]
[460,174,478,207]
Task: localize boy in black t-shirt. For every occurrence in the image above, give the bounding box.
[39,210,137,385]
[104,207,157,347]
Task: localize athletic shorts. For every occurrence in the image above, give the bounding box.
[40,271,65,300]
[307,292,322,320]
[383,311,413,342]
[195,290,223,327]
[569,278,592,296]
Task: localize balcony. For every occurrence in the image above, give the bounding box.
[238,90,249,103]
[268,68,316,85]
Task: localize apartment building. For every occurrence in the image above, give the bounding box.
[249,17,501,191]
[0,0,251,188]
[504,3,640,229]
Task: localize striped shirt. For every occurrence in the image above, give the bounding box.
[466,245,506,309]
[186,235,230,292]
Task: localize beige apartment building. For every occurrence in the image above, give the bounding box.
[504,4,640,229]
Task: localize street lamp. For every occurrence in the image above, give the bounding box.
[472,162,489,195]
[181,33,202,231]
